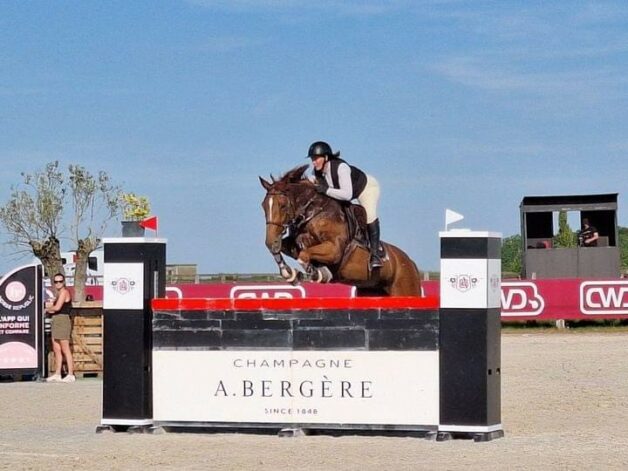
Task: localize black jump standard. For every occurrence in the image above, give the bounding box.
[438,230,503,440]
[99,237,166,431]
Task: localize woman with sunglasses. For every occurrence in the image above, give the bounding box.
[45,273,75,383]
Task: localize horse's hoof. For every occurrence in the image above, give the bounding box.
[318,266,333,283]
[281,267,298,283]
[293,271,307,285]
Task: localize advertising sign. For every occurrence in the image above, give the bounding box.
[439,258,501,310]
[153,350,440,426]
[580,280,628,316]
[499,279,628,320]
[103,263,144,310]
[423,278,628,321]
[164,282,356,300]
[0,264,43,374]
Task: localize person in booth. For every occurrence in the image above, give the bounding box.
[579,218,599,247]
[307,140,385,269]
[45,273,75,383]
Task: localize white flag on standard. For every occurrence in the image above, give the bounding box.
[445,209,464,229]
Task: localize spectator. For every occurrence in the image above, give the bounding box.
[580,218,599,247]
[45,273,75,383]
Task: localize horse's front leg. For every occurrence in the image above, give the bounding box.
[271,252,299,283]
[267,233,304,283]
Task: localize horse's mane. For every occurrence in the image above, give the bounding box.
[270,164,311,191]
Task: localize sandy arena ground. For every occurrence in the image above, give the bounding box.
[1,331,628,470]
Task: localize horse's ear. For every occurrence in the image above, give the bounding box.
[259,176,272,191]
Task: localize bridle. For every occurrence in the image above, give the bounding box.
[263,181,334,279]
[264,190,295,235]
[265,187,323,237]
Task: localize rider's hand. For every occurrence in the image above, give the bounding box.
[315,179,328,194]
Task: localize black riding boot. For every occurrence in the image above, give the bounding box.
[367,219,383,269]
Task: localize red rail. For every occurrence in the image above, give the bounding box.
[151,295,439,311]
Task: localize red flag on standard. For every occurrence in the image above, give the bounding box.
[139,216,158,231]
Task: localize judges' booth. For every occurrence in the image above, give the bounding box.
[520,193,620,279]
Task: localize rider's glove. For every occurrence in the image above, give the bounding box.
[314,179,329,194]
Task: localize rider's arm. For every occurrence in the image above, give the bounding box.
[325,162,353,201]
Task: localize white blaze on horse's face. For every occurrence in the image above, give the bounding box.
[268,196,274,223]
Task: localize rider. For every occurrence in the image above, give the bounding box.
[307,140,384,269]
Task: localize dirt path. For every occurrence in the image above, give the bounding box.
[1,332,627,470]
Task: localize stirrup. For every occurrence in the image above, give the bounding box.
[370,253,383,269]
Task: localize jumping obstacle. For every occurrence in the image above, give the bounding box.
[99,230,503,441]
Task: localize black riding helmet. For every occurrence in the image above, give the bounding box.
[307,141,339,159]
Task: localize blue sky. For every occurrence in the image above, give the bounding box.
[1,1,627,275]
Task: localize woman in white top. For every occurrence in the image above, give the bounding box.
[307,141,383,269]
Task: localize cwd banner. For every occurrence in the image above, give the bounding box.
[0,264,44,376]
[422,279,628,321]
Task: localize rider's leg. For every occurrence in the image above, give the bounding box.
[367,219,383,268]
[358,176,383,269]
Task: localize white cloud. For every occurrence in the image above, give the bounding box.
[430,56,628,106]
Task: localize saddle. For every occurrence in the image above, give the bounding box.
[342,203,368,248]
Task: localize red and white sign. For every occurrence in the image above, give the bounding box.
[164,282,356,300]
[75,278,628,321]
[500,282,545,317]
[423,279,628,320]
[229,285,306,299]
[580,281,628,315]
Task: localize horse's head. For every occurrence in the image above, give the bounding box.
[259,164,310,254]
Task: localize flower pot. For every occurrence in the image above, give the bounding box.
[121,221,145,237]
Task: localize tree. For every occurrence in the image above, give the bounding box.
[501,234,522,276]
[0,162,122,302]
[67,165,121,303]
[553,211,577,248]
[0,162,65,283]
[619,226,628,273]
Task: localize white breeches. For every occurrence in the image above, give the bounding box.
[357,175,380,224]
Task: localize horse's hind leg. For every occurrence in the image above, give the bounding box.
[388,275,421,296]
[387,250,422,297]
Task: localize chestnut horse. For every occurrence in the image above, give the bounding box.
[259,165,422,296]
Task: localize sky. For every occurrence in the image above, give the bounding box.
[1,0,627,275]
